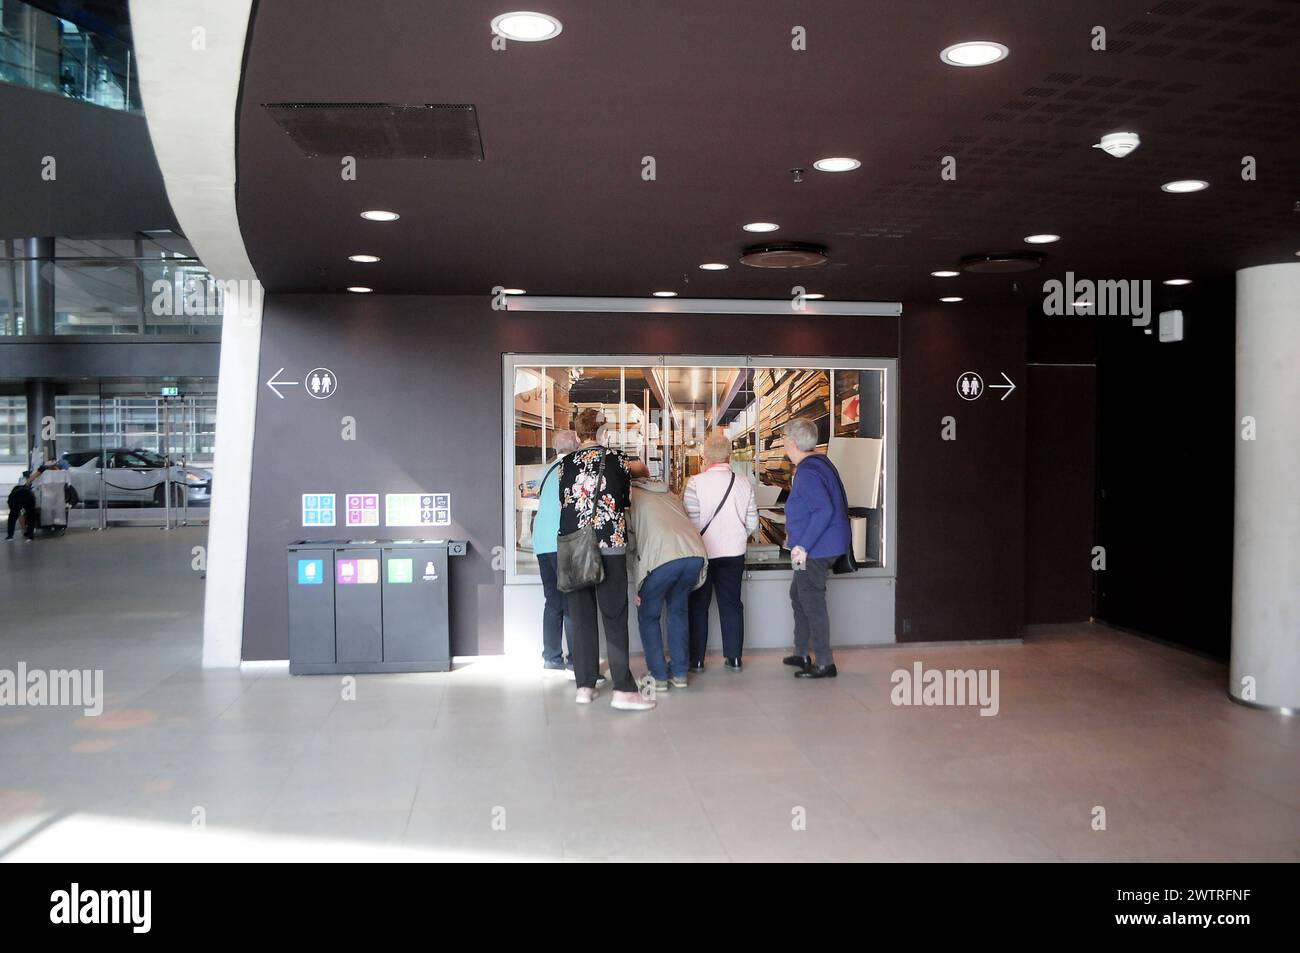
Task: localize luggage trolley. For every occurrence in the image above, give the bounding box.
[35,470,70,535]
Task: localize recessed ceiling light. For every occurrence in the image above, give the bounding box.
[699,262,729,271]
[490,11,562,42]
[940,296,963,303]
[349,254,380,263]
[360,210,400,221]
[940,41,1008,67]
[743,222,780,233]
[502,288,526,295]
[931,270,960,278]
[652,291,677,297]
[1161,179,1208,193]
[802,293,825,300]
[1163,278,1192,286]
[1024,234,1060,244]
[813,157,860,173]
[347,286,372,293]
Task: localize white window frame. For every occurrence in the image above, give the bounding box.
[502,354,899,585]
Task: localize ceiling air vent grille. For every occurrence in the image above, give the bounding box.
[261,103,484,160]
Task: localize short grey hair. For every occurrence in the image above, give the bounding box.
[785,417,818,452]
[701,432,732,464]
[553,430,579,454]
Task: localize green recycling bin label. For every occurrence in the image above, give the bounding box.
[387,558,413,584]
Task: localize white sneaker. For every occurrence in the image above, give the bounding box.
[575,687,597,704]
[611,690,656,711]
[669,675,688,689]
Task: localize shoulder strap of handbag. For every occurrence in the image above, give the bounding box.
[537,459,562,497]
[814,455,851,512]
[700,471,736,536]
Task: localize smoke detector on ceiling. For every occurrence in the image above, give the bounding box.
[1093,132,1141,158]
[739,242,828,268]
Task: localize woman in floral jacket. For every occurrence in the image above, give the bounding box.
[559,408,651,709]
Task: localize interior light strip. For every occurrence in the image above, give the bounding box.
[505,296,902,316]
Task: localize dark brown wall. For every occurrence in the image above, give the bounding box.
[896,304,1027,642]
[1025,313,1099,625]
[1025,364,1097,624]
[241,294,1035,659]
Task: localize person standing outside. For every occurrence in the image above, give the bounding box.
[533,430,580,674]
[684,432,757,672]
[781,417,851,679]
[559,409,653,709]
[6,471,38,541]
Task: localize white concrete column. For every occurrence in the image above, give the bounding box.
[202,281,262,666]
[1230,262,1300,712]
[132,0,259,666]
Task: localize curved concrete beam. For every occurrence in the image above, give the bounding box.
[130,0,256,281]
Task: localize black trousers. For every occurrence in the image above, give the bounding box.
[688,555,746,663]
[7,503,35,539]
[536,552,573,665]
[790,556,836,665]
[566,553,635,692]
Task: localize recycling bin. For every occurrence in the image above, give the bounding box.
[287,538,466,674]
[382,540,461,671]
[334,541,384,663]
[287,541,339,666]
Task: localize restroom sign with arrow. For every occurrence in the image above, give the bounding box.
[266,367,339,400]
[956,371,1017,402]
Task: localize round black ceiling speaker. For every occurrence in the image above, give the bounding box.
[960,251,1046,274]
[739,241,829,268]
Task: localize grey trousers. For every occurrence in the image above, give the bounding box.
[790,556,836,665]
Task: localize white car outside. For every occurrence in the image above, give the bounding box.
[61,449,212,506]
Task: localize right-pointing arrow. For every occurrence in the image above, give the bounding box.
[990,372,1017,401]
[266,367,299,400]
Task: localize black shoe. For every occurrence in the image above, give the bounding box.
[795,663,837,679]
[725,657,742,671]
[542,659,566,671]
[782,654,811,668]
[689,661,705,673]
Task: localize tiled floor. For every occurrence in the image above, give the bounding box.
[2,527,1297,861]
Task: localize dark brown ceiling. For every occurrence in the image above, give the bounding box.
[235,0,1300,303]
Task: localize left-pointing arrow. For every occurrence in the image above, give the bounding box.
[266,367,299,400]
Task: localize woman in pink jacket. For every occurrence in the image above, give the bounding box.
[684,432,758,671]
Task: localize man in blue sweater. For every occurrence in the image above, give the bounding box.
[780,417,851,679]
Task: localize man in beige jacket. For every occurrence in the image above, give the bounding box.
[627,481,708,690]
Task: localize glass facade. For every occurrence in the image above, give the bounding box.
[56,394,217,467]
[0,0,141,112]
[0,395,26,464]
[0,236,222,336]
[506,356,895,580]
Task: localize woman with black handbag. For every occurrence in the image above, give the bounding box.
[557,408,652,708]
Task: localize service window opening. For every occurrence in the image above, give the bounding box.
[501,355,898,650]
